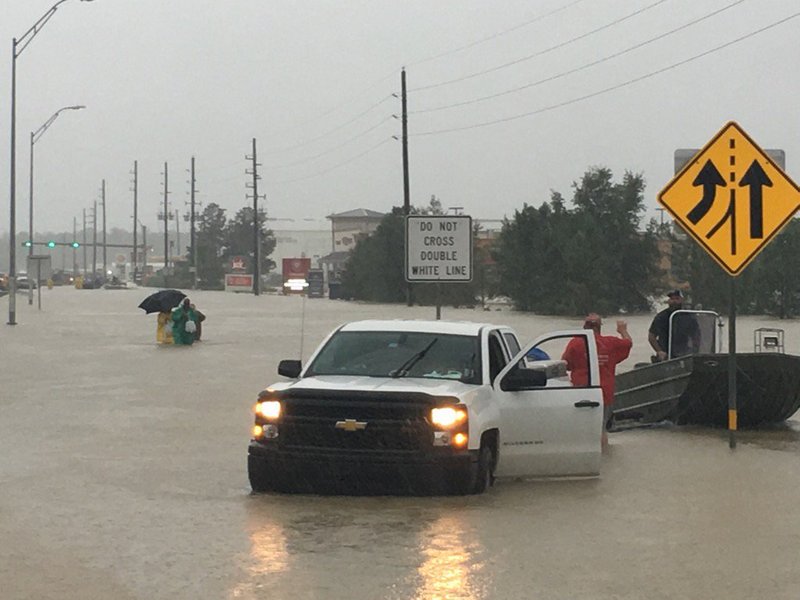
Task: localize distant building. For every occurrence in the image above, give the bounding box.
[327,208,385,253]
[321,209,386,286]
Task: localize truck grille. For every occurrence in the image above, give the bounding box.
[279,395,434,453]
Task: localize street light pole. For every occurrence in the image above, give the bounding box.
[7,0,96,325]
[27,104,85,304]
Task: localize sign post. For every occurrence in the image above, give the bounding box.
[26,255,51,311]
[659,121,800,448]
[405,215,473,320]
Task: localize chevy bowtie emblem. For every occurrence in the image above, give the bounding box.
[335,419,367,432]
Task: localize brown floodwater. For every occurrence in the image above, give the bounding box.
[2,288,799,599]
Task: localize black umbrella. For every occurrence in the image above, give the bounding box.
[138,289,187,314]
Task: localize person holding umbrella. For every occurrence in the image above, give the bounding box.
[138,289,187,345]
[171,298,200,346]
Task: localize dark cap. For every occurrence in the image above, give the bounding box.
[583,313,602,328]
[666,289,683,299]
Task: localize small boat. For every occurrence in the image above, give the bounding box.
[613,313,800,428]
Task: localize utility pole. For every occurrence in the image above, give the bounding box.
[101,179,107,277]
[161,162,170,275]
[189,156,197,289]
[131,160,138,282]
[246,138,263,296]
[27,132,34,305]
[175,209,181,259]
[401,68,412,306]
[91,201,97,280]
[142,224,147,276]
[82,208,87,275]
[72,216,77,276]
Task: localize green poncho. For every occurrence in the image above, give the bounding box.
[171,305,199,345]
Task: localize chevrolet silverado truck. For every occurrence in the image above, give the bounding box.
[248,319,603,495]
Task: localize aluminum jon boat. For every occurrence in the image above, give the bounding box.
[612,314,800,428]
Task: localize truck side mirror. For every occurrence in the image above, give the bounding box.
[278,359,302,378]
[500,364,547,391]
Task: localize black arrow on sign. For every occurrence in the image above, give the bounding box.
[687,160,726,225]
[738,160,773,239]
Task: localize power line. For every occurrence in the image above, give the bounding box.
[412,0,747,115]
[413,11,800,137]
[411,0,668,92]
[264,116,393,170]
[262,69,397,136]
[260,94,394,155]
[406,0,590,68]
[267,138,392,185]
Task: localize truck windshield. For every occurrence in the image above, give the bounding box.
[305,331,481,384]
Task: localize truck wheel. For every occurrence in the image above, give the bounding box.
[471,444,495,494]
[248,455,274,493]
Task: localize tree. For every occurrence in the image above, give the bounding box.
[494,167,659,315]
[341,207,407,302]
[224,207,276,275]
[195,203,226,289]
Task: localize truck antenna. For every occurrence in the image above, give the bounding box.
[299,293,307,360]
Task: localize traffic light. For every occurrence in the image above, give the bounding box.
[47,240,56,248]
[71,241,80,248]
[23,240,32,247]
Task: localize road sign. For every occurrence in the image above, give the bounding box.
[659,122,800,275]
[675,148,785,174]
[225,273,254,293]
[406,215,473,282]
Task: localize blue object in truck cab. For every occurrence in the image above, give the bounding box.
[526,347,550,361]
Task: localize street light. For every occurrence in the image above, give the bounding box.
[28,104,85,305]
[7,0,95,325]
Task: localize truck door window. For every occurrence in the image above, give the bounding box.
[557,335,593,387]
[488,333,508,381]
[502,332,521,357]
[526,335,591,388]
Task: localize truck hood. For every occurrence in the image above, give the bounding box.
[278,375,477,398]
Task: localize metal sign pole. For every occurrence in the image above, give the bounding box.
[37,260,42,310]
[728,276,737,449]
[435,282,441,321]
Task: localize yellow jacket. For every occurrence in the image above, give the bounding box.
[156,311,174,344]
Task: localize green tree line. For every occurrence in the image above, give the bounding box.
[341,167,800,317]
[150,203,276,290]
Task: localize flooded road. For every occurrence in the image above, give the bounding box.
[2,288,799,599]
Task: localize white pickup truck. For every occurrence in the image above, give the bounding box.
[248,319,603,495]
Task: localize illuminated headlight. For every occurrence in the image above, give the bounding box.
[431,406,467,428]
[256,400,282,420]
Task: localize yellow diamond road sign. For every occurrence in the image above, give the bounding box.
[659,121,800,275]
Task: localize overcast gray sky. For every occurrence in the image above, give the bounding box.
[1,0,799,236]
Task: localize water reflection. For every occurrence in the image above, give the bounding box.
[681,418,800,453]
[413,513,488,600]
[228,514,289,599]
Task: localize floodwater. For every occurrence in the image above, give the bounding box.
[1,288,799,600]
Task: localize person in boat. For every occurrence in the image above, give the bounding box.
[648,289,701,361]
[561,313,632,444]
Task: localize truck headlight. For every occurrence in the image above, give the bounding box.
[256,400,282,420]
[431,406,467,428]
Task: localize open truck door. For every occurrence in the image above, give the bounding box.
[493,330,603,478]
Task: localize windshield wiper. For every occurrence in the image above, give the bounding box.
[389,338,438,378]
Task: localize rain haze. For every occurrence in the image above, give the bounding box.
[1,0,800,242]
[3,3,800,599]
